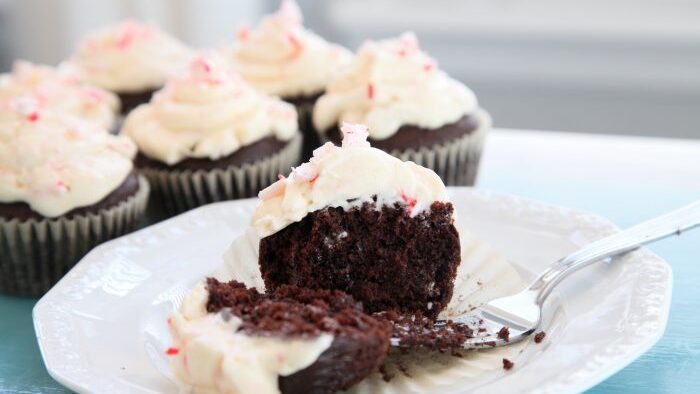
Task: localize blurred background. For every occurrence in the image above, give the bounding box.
[1,0,698,138]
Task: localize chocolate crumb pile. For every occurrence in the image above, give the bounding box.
[375,310,474,351]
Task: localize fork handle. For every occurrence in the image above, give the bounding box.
[529,200,700,304]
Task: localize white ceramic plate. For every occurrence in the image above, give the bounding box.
[33,188,672,394]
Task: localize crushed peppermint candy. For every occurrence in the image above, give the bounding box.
[258,179,286,200]
[237,24,251,41]
[367,83,375,99]
[400,192,417,212]
[165,347,179,356]
[340,123,371,148]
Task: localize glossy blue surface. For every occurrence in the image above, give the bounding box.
[1,131,698,393]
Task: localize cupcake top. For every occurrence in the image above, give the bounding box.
[224,0,352,99]
[71,20,194,93]
[0,61,120,130]
[122,54,298,165]
[252,123,448,237]
[0,97,136,218]
[313,32,478,140]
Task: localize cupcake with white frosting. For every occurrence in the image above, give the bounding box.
[121,54,301,213]
[254,123,461,320]
[70,20,194,114]
[0,60,120,130]
[313,32,490,185]
[222,0,352,160]
[0,97,149,296]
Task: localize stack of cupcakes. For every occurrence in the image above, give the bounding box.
[122,54,302,213]
[222,0,352,160]
[313,32,490,185]
[0,98,149,296]
[1,0,493,296]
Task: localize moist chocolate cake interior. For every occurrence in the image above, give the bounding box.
[259,200,461,320]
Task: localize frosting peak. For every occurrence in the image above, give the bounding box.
[72,20,194,92]
[224,0,352,98]
[122,54,298,165]
[0,101,136,217]
[0,61,119,129]
[313,32,478,139]
[253,123,448,237]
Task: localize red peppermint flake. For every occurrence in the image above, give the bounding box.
[55,180,69,193]
[398,49,407,57]
[85,88,104,103]
[165,347,179,356]
[309,173,320,183]
[423,63,434,72]
[237,25,251,41]
[287,33,301,50]
[26,111,40,122]
[116,30,135,49]
[367,83,375,99]
[400,192,417,212]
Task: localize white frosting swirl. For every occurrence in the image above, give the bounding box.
[71,20,194,93]
[0,99,136,218]
[0,61,120,130]
[224,0,352,98]
[313,32,478,140]
[168,283,332,394]
[122,54,299,165]
[253,123,448,238]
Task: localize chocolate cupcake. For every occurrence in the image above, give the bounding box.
[0,101,148,296]
[70,20,194,115]
[222,0,352,160]
[313,32,490,186]
[0,60,120,131]
[254,124,461,320]
[121,54,301,214]
[167,279,391,394]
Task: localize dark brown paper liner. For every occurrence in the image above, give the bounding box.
[0,175,150,297]
[142,134,302,214]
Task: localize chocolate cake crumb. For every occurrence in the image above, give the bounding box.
[502,358,514,370]
[497,326,510,342]
[534,331,546,343]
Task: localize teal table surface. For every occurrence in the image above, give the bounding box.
[1,129,699,393]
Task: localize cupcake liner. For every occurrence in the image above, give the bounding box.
[142,134,302,214]
[0,175,150,297]
[320,110,491,186]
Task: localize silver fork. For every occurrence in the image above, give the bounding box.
[391,200,700,349]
